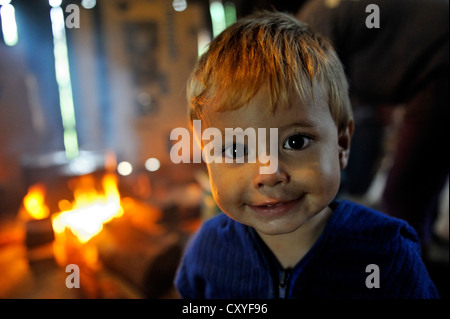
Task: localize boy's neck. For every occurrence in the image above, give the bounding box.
[256,206,333,269]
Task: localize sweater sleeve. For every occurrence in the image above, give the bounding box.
[174,230,206,299]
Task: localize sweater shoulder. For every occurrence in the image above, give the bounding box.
[311,200,438,298]
[329,200,420,245]
[195,213,243,240]
[183,213,247,258]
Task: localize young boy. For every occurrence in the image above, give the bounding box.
[174,11,439,299]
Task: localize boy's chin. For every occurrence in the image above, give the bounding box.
[253,223,303,237]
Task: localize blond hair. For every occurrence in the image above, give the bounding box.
[187,11,352,133]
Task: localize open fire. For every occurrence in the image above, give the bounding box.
[22,173,124,244]
[21,171,125,272]
[16,161,186,298]
[51,173,123,244]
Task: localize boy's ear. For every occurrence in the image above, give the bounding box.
[338,119,354,170]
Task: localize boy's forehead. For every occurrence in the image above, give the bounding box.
[202,84,330,129]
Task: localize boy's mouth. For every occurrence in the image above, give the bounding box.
[247,195,305,217]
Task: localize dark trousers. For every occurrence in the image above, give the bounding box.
[382,77,449,246]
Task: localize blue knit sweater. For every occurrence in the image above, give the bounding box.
[175,200,439,299]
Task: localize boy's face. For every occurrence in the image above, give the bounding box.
[202,85,352,237]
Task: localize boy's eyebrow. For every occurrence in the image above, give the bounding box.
[212,121,317,134]
[280,120,317,129]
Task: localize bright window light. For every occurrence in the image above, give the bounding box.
[50,6,79,159]
[197,29,211,57]
[209,0,226,38]
[224,2,236,26]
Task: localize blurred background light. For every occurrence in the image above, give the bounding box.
[145,158,161,172]
[49,0,62,8]
[81,0,97,10]
[0,2,18,46]
[117,161,133,176]
[65,156,97,175]
[172,0,187,12]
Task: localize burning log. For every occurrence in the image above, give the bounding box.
[93,199,184,298]
[24,218,54,248]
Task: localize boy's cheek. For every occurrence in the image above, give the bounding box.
[207,165,227,192]
[208,169,233,196]
[208,166,246,200]
[209,182,233,214]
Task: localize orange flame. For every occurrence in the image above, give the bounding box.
[23,184,50,220]
[51,173,124,244]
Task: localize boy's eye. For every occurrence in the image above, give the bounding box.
[283,134,311,150]
[223,143,248,159]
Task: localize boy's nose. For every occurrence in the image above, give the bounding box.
[253,166,290,189]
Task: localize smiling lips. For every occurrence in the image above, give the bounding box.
[247,196,304,217]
